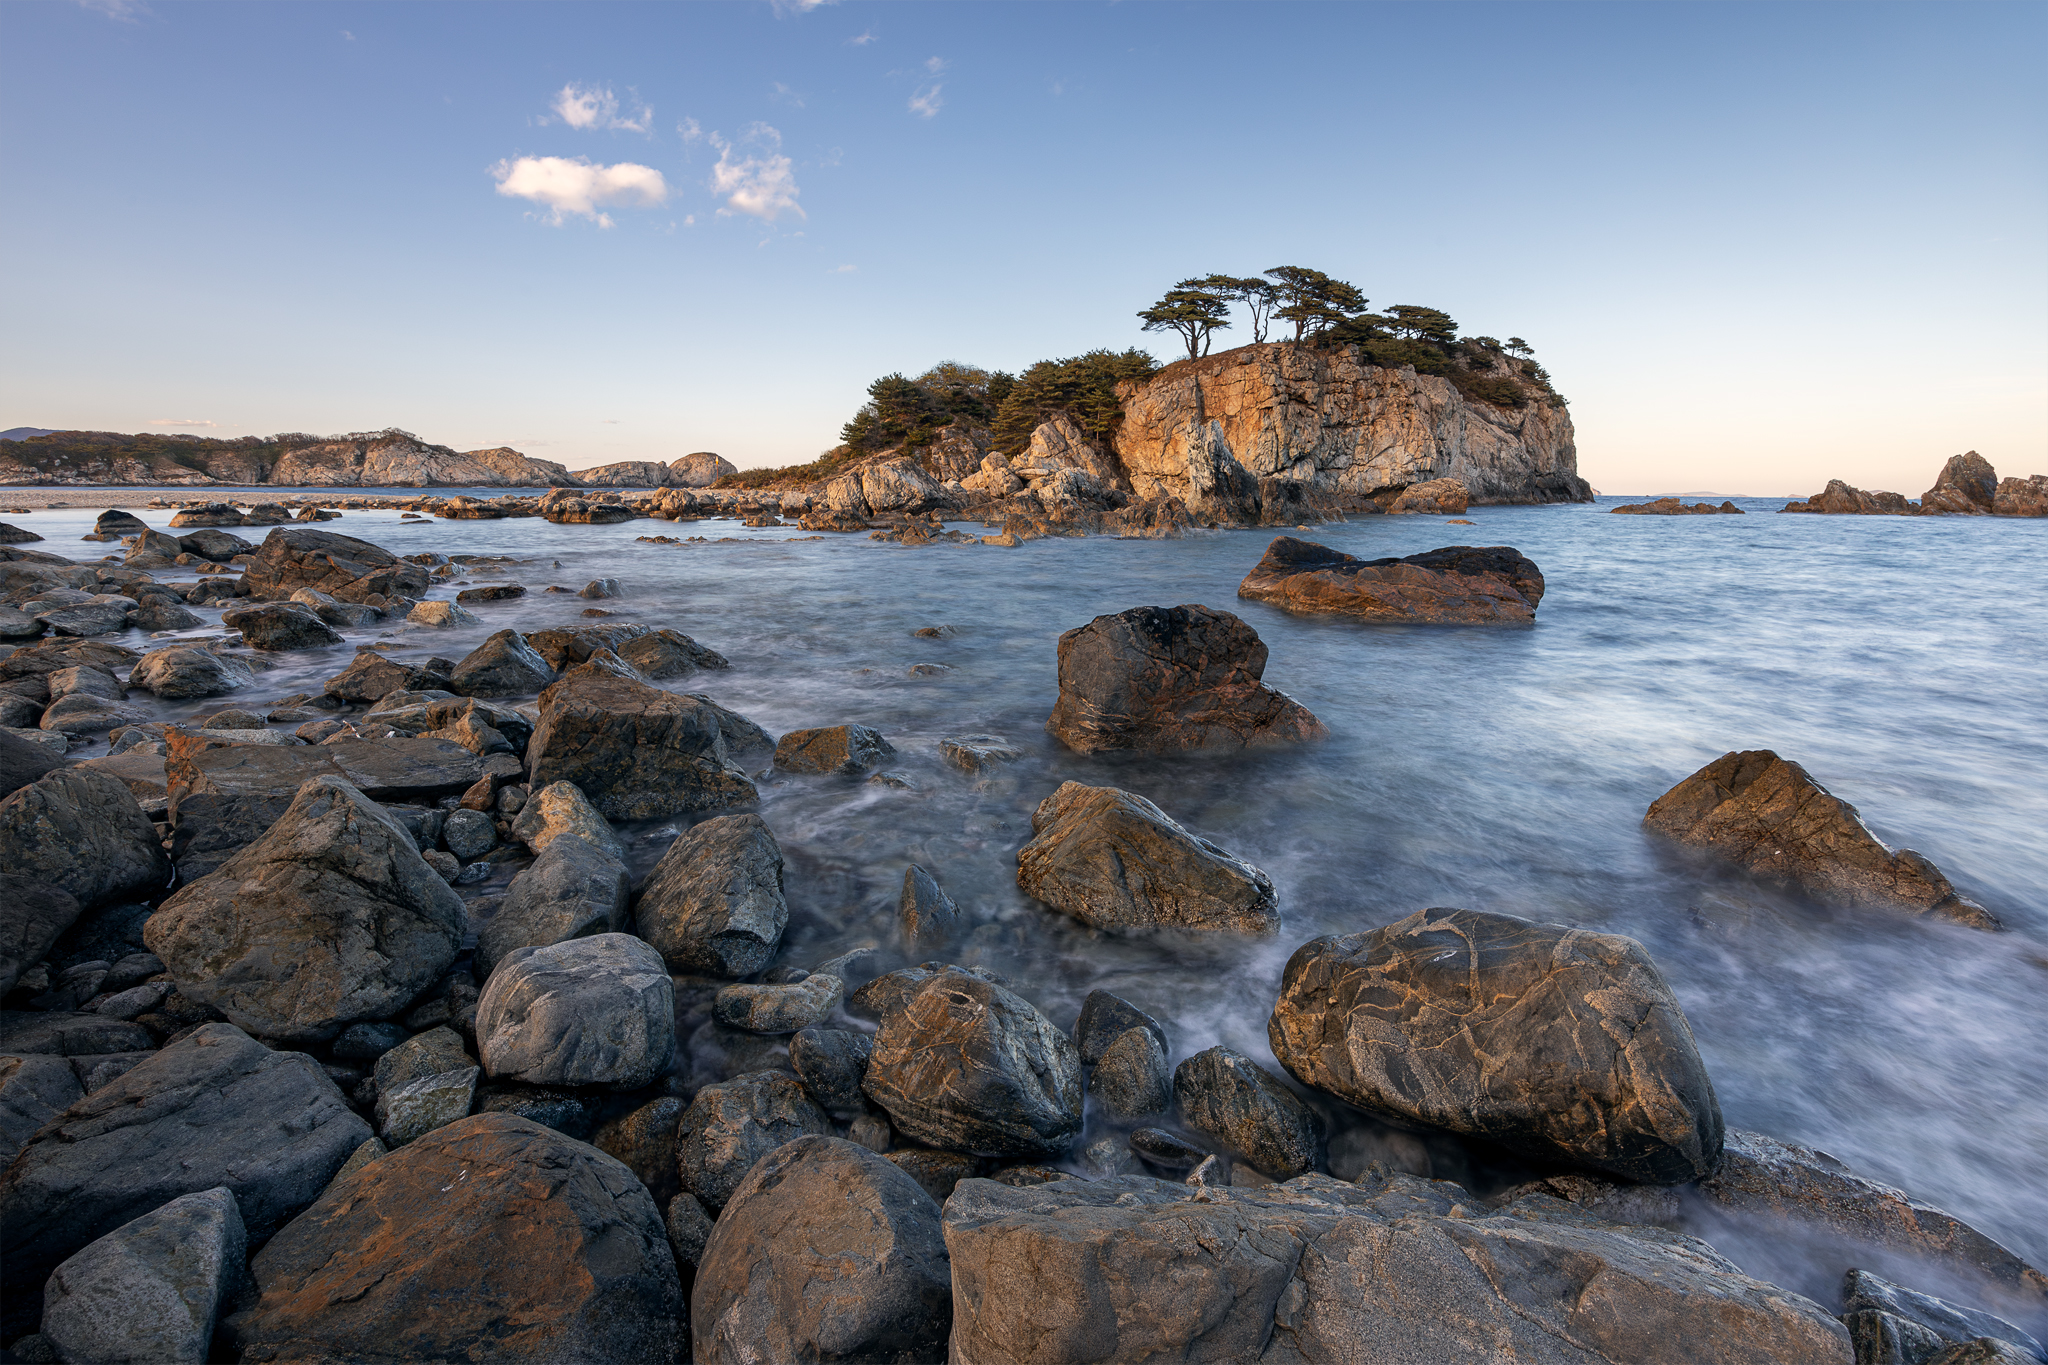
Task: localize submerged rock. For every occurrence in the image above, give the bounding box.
[634,812,788,976]
[1644,749,1998,929]
[1018,781,1280,935]
[1046,604,1325,753]
[1237,535,1546,622]
[1269,908,1724,1184]
[1842,1268,2045,1362]
[693,1135,952,1365]
[772,723,896,775]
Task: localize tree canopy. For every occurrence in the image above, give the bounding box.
[1137,281,1233,362]
[991,348,1160,454]
[839,361,1015,455]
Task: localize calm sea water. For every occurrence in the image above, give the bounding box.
[15,493,2048,1295]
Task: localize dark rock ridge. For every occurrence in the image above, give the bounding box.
[1644,749,1998,929]
[1238,535,1545,622]
[1046,604,1326,753]
[1780,451,2046,516]
[1269,907,1725,1184]
[240,527,429,605]
[1612,497,1744,514]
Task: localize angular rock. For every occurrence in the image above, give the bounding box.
[666,1193,714,1267]
[0,1053,82,1166]
[1018,781,1279,936]
[615,627,728,679]
[714,973,842,1034]
[321,648,450,703]
[1174,1046,1323,1180]
[407,599,479,628]
[95,510,150,536]
[694,1134,951,1365]
[1269,907,1724,1184]
[1385,476,1472,514]
[0,1023,369,1288]
[47,663,124,702]
[146,776,466,1044]
[901,863,961,948]
[450,628,558,697]
[1073,989,1168,1065]
[36,601,132,637]
[635,813,788,976]
[676,1069,833,1210]
[1920,452,2000,515]
[167,504,244,527]
[0,767,169,912]
[476,934,675,1089]
[1093,1026,1171,1121]
[1779,479,1916,514]
[508,779,622,859]
[772,722,896,775]
[527,668,756,819]
[1047,603,1326,753]
[220,601,344,651]
[331,1020,409,1062]
[942,1169,1853,1365]
[379,1065,479,1147]
[0,1010,152,1058]
[38,690,150,737]
[940,733,1023,773]
[476,834,630,979]
[1238,535,1545,623]
[240,527,429,604]
[40,1186,247,1365]
[579,577,621,599]
[127,645,254,700]
[1843,1268,2045,1361]
[863,964,1083,1159]
[1645,749,1998,929]
[0,725,62,798]
[1129,1127,1207,1171]
[455,583,526,604]
[1,877,80,998]
[1993,474,2048,517]
[442,805,495,858]
[131,596,206,631]
[234,1113,681,1365]
[789,1026,873,1114]
[592,1096,684,1208]
[176,528,254,561]
[373,1026,474,1105]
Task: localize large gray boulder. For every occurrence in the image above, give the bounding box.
[0,1053,81,1166]
[0,725,62,797]
[508,779,622,860]
[0,1023,370,1289]
[40,1186,248,1365]
[634,813,788,976]
[0,877,81,998]
[863,964,1084,1159]
[1268,908,1723,1184]
[476,934,675,1090]
[128,645,256,700]
[675,1070,833,1211]
[0,767,169,911]
[146,776,466,1044]
[943,1171,1853,1364]
[1017,781,1279,935]
[450,629,558,698]
[219,601,345,651]
[526,668,756,820]
[1173,1045,1324,1180]
[1842,1268,2045,1363]
[233,1113,682,1365]
[1644,749,1997,929]
[693,1135,951,1365]
[475,835,630,979]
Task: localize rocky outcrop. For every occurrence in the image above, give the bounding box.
[1047,604,1326,753]
[1613,497,1744,514]
[693,1135,952,1365]
[1920,452,2000,514]
[1113,342,1590,508]
[1781,479,1915,514]
[672,451,737,486]
[527,669,757,819]
[1781,453,2045,517]
[1017,781,1279,935]
[233,1113,682,1364]
[268,433,578,487]
[1238,536,1546,622]
[1644,750,1997,928]
[577,459,677,487]
[823,457,951,517]
[240,527,429,605]
[945,1170,1852,1365]
[1385,476,1471,514]
[1994,474,2048,516]
[1269,908,1725,1184]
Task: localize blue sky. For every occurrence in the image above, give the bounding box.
[2,0,2042,494]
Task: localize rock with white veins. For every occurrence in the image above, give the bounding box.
[476,934,675,1090]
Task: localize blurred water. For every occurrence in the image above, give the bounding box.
[15,493,2048,1280]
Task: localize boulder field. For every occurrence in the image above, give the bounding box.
[2,523,2039,1364]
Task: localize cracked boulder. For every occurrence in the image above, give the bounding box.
[0,767,169,913]
[476,934,675,1090]
[634,813,787,976]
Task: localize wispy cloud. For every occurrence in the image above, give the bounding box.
[73,0,148,20]
[341,30,355,41]
[832,264,857,274]
[677,118,704,145]
[148,418,219,428]
[771,82,805,109]
[846,30,876,46]
[925,56,948,74]
[709,124,804,222]
[550,82,653,134]
[491,156,669,226]
[908,84,944,118]
[770,0,834,14]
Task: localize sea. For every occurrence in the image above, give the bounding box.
[11,490,2047,1309]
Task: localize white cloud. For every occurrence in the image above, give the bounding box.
[709,124,804,222]
[771,82,805,109]
[770,0,834,14]
[73,0,147,19]
[148,418,218,428]
[341,30,354,41]
[847,30,876,45]
[550,83,652,133]
[925,56,947,74]
[677,117,704,144]
[833,264,857,273]
[908,84,944,118]
[491,156,669,226]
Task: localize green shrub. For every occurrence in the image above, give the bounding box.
[989,348,1159,455]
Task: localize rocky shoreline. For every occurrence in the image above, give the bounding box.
[2,520,2044,1364]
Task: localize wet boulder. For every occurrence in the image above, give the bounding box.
[1843,1268,2045,1363]
[475,834,630,978]
[0,767,170,912]
[942,1169,1853,1365]
[40,1186,247,1365]
[772,723,896,775]
[634,812,788,976]
[614,627,728,679]
[1018,781,1280,935]
[476,934,675,1090]
[36,599,133,637]
[1268,908,1724,1184]
[1046,604,1326,753]
[592,1097,684,1207]
[450,628,558,697]
[527,668,756,819]
[322,648,452,703]
[1173,1045,1324,1179]
[508,779,622,859]
[714,973,842,1034]
[219,601,346,651]
[129,645,255,699]
[146,776,466,1044]
[1237,536,1547,622]
[176,528,255,561]
[0,1023,369,1289]
[39,690,150,737]
[130,594,205,631]
[676,1069,834,1210]
[1644,750,1998,929]
[863,964,1083,1159]
[693,1135,952,1365]
[239,527,429,604]
[232,1113,682,1365]
[1093,1025,1171,1122]
[789,1026,873,1114]
[1073,989,1168,1064]
[900,863,962,948]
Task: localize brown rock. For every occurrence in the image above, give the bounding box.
[1269,908,1724,1185]
[1385,476,1471,514]
[239,527,429,604]
[1644,749,1997,929]
[1046,604,1325,754]
[526,669,756,820]
[634,813,787,976]
[1919,452,2000,515]
[1612,497,1745,514]
[676,1070,833,1211]
[233,1113,682,1365]
[1237,535,1545,622]
[1779,479,1915,514]
[772,723,895,775]
[1993,473,2048,517]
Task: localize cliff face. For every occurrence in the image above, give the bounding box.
[1112,344,1589,505]
[269,434,575,487]
[0,429,577,487]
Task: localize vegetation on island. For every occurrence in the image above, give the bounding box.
[0,427,433,484]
